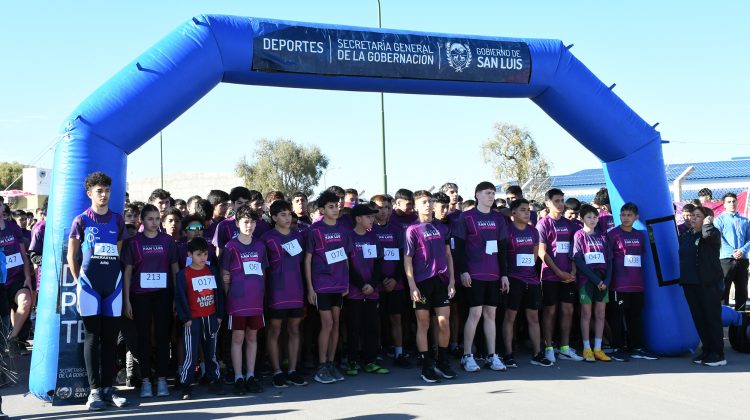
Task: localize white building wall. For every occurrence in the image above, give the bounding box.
[127,172,244,202]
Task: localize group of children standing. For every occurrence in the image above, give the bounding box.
[66,172,656,412]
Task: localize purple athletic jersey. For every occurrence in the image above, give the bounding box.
[305,220,353,294]
[390,211,418,232]
[507,223,540,285]
[212,217,238,250]
[536,215,576,282]
[607,227,645,292]
[372,222,405,290]
[572,229,611,287]
[262,228,305,309]
[29,219,45,254]
[348,230,382,300]
[122,231,178,294]
[597,210,616,233]
[70,208,125,243]
[221,238,267,316]
[405,221,450,283]
[0,222,27,285]
[453,208,508,281]
[204,217,224,241]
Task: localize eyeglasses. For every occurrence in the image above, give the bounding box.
[185,225,204,231]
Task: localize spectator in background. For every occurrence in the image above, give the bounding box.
[506,185,538,225]
[186,195,202,215]
[678,203,696,235]
[714,192,750,310]
[698,188,713,204]
[174,199,188,217]
[678,206,726,366]
[344,188,359,208]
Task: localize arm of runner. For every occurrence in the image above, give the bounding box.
[67,237,81,282]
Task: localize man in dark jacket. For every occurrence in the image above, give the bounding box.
[678,206,726,366]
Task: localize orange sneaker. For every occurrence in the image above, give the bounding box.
[593,349,611,362]
[582,348,595,362]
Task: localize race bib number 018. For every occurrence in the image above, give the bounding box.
[325,247,347,265]
[383,247,399,261]
[516,254,534,267]
[94,243,118,257]
[5,252,22,269]
[556,241,570,254]
[140,272,167,289]
[243,261,263,276]
[584,252,605,265]
[624,255,642,267]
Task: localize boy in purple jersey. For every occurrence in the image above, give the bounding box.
[204,189,229,241]
[304,191,353,384]
[505,185,538,226]
[572,204,612,362]
[345,204,390,375]
[1,205,33,356]
[149,189,172,219]
[502,199,552,367]
[606,203,657,362]
[593,188,615,233]
[291,192,312,226]
[391,188,418,230]
[536,188,584,362]
[371,194,411,368]
[28,204,46,291]
[212,187,253,258]
[123,204,180,398]
[453,182,510,373]
[405,190,457,384]
[221,205,267,395]
[261,200,308,388]
[437,185,465,357]
[565,197,584,230]
[67,172,129,410]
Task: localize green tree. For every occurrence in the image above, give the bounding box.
[235,138,329,197]
[0,161,26,191]
[481,122,551,201]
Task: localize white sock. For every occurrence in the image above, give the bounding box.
[235,373,244,381]
[245,372,255,380]
[594,338,603,350]
[394,346,403,357]
[583,340,591,350]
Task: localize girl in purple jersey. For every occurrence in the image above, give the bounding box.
[123,204,180,398]
[572,204,612,362]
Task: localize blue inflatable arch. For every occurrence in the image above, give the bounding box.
[31,15,697,398]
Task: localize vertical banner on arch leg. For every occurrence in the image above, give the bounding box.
[602,140,699,355]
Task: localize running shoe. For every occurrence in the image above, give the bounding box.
[630,349,659,360]
[435,359,457,379]
[582,348,596,362]
[140,380,154,398]
[420,360,441,383]
[102,387,129,407]
[609,349,630,362]
[86,388,107,411]
[487,354,507,371]
[272,372,288,388]
[233,378,246,395]
[364,362,390,374]
[287,371,308,386]
[328,362,345,381]
[503,354,518,368]
[460,354,481,372]
[544,347,556,363]
[245,376,263,393]
[558,347,584,362]
[701,353,727,367]
[530,352,553,367]
[156,377,170,397]
[313,364,336,384]
[593,349,611,362]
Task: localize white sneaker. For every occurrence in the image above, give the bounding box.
[487,354,507,371]
[156,377,170,397]
[460,354,481,372]
[140,380,153,398]
[544,347,556,364]
[558,347,584,362]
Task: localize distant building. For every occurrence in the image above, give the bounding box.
[127,172,244,202]
[549,158,750,203]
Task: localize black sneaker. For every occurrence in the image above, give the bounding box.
[233,378,246,395]
[504,354,518,368]
[530,352,553,367]
[126,375,142,388]
[287,371,308,386]
[245,376,263,393]
[420,361,441,383]
[207,380,226,395]
[610,349,630,362]
[692,350,709,364]
[630,349,659,360]
[701,353,727,367]
[434,360,457,379]
[224,369,236,385]
[272,372,288,388]
[180,384,193,400]
[395,354,411,368]
[450,346,464,359]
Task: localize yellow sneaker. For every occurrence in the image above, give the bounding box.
[593,349,611,362]
[583,348,595,362]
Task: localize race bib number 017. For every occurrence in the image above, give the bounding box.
[325,247,347,265]
[192,275,217,291]
[140,272,167,289]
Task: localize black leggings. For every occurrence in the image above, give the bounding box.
[346,299,380,364]
[606,291,644,350]
[81,315,121,389]
[131,290,172,379]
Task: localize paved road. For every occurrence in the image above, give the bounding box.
[3,343,748,419]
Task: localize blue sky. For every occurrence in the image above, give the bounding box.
[2,1,748,197]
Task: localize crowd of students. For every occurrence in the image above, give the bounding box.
[0,172,743,412]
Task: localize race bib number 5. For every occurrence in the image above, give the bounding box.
[624,255,642,267]
[325,247,347,265]
[584,252,605,265]
[94,243,118,257]
[140,272,167,289]
[362,244,377,259]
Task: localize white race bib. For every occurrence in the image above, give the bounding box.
[556,241,570,254]
[624,255,642,267]
[584,252,605,265]
[485,240,498,255]
[325,247,347,265]
[192,275,217,292]
[362,244,377,259]
[516,253,535,267]
[242,260,263,276]
[383,247,399,261]
[281,239,302,256]
[5,252,22,269]
[140,272,167,289]
[94,242,118,257]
